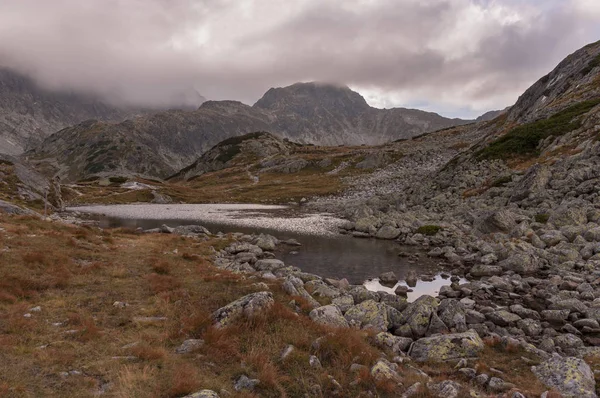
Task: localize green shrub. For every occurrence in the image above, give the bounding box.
[416,225,442,236]
[491,175,512,187]
[109,176,128,184]
[477,99,600,160]
[534,213,550,224]
[582,54,600,76]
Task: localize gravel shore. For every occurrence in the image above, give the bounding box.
[67,204,346,236]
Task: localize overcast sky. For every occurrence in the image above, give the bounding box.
[1,0,599,118]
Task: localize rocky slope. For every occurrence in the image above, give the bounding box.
[306,40,600,385]
[27,83,473,182]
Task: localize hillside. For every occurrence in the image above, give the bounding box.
[26,83,473,182]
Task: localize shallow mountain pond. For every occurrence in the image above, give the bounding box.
[69,204,458,301]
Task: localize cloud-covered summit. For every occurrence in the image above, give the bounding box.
[1,0,598,117]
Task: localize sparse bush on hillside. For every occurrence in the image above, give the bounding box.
[477,99,600,160]
[534,213,550,224]
[109,176,128,184]
[491,175,512,187]
[416,225,442,236]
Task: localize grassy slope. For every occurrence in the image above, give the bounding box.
[0,215,590,397]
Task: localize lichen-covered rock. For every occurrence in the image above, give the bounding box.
[374,331,413,353]
[470,264,503,277]
[370,358,402,383]
[212,292,274,329]
[486,310,522,327]
[409,330,484,362]
[532,357,597,398]
[344,299,389,331]
[438,299,467,332]
[379,271,399,285]
[309,305,349,328]
[400,295,438,338]
[331,294,354,313]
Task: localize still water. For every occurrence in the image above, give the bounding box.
[70,204,454,301]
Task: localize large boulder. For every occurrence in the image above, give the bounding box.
[212,292,274,329]
[498,252,540,274]
[549,203,589,227]
[309,305,349,328]
[409,330,484,362]
[399,295,438,338]
[376,225,401,240]
[254,259,285,272]
[374,332,413,353]
[532,357,597,398]
[509,163,550,202]
[344,300,389,331]
[476,209,517,234]
[438,299,467,332]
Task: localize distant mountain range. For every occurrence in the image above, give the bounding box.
[22,82,483,181]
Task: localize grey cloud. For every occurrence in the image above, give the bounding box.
[0,0,597,115]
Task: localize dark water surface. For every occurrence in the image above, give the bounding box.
[93,214,454,299]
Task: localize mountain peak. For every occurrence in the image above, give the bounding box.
[253,81,370,115]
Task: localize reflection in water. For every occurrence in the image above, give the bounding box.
[364,276,466,302]
[92,214,454,297]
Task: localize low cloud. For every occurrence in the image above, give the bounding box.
[0,0,598,116]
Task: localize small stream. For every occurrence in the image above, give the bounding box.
[68,204,456,301]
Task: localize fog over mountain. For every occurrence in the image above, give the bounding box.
[1,0,599,117]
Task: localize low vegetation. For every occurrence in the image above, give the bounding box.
[534,213,550,224]
[416,225,442,236]
[477,99,600,161]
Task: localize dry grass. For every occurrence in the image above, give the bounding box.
[0,214,402,397]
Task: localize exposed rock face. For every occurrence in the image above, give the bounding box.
[409,330,484,362]
[532,357,597,398]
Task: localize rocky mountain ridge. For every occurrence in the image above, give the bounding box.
[26,82,474,182]
[0,67,154,155]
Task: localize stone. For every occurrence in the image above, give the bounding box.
[175,339,204,354]
[344,300,389,331]
[470,264,503,277]
[486,310,522,327]
[499,252,540,275]
[308,355,322,369]
[532,356,597,398]
[309,305,349,328]
[405,270,418,287]
[516,318,542,336]
[376,225,401,240]
[234,375,260,392]
[488,377,515,393]
[254,259,285,272]
[256,234,278,251]
[409,330,484,362]
[400,295,439,338]
[379,271,399,286]
[541,309,570,323]
[182,390,220,398]
[331,294,354,313]
[477,209,517,234]
[212,292,274,329]
[426,380,462,398]
[374,332,413,353]
[370,358,402,383]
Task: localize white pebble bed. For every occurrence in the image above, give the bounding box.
[67,204,346,236]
